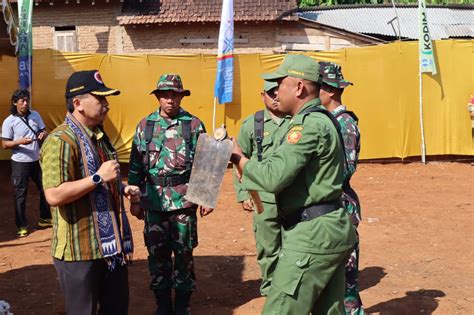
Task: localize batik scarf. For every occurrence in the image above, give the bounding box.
[65,112,133,268]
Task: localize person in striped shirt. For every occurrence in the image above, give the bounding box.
[40,70,140,315]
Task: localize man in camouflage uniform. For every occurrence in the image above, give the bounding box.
[319,62,363,315]
[128,74,213,315]
[233,80,289,296]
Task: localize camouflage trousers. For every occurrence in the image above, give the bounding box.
[144,208,198,292]
[344,233,363,315]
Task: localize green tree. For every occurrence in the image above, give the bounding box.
[298,0,472,8]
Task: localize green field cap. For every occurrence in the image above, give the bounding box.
[262,55,320,83]
[263,80,278,92]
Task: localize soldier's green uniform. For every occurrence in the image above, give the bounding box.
[240,55,357,314]
[128,74,205,314]
[233,81,289,296]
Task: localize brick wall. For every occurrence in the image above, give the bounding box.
[32,2,122,53]
[122,22,281,54]
[30,3,367,54]
[121,22,367,54]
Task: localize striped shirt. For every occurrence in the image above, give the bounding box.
[40,123,116,261]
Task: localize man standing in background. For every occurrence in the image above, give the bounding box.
[1,89,51,238]
[233,80,289,296]
[319,61,363,315]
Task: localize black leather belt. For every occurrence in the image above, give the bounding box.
[149,173,190,187]
[282,200,342,229]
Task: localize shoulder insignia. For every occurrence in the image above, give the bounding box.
[286,130,302,144]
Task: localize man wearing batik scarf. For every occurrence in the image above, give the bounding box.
[40,70,140,315]
[319,61,363,315]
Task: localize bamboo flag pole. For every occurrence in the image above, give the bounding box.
[418,0,437,164]
[214,0,234,132]
[419,70,427,164]
[212,96,217,133]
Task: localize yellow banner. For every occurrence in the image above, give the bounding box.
[1,40,472,161]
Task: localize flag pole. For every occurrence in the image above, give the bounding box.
[213,0,234,130]
[212,97,217,133]
[419,70,427,164]
[418,0,427,165]
[418,0,436,164]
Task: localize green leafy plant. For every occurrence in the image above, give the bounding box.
[298,0,472,8]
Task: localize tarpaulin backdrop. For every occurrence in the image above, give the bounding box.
[0,39,472,162]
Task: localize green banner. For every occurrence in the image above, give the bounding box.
[18,0,33,89]
[418,0,437,75]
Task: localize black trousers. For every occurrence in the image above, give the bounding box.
[11,160,51,228]
[53,258,129,315]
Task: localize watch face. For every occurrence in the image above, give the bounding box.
[92,174,101,184]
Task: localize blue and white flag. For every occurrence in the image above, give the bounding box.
[17,0,33,90]
[214,0,234,104]
[418,0,437,75]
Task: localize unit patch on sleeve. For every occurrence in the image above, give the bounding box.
[286,129,303,144]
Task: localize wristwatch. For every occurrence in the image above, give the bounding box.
[92,173,103,186]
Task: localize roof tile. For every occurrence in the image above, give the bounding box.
[118,0,298,25]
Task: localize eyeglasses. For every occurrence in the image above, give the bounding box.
[266,89,277,99]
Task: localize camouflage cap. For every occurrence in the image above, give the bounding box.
[261,54,320,83]
[319,62,353,89]
[150,74,191,96]
[263,80,278,92]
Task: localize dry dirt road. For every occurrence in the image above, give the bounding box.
[0,162,472,314]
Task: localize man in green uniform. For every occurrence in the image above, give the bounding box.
[230,55,356,314]
[233,80,289,296]
[128,74,213,315]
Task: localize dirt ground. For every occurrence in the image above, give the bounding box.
[0,161,472,315]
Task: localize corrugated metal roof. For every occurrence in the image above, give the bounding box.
[299,6,473,40]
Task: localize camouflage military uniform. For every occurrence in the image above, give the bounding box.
[320,62,363,315]
[128,75,205,298]
[129,108,205,292]
[334,105,362,315]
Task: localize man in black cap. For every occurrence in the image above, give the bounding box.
[40,70,140,315]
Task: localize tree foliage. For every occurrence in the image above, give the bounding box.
[298,0,472,7]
